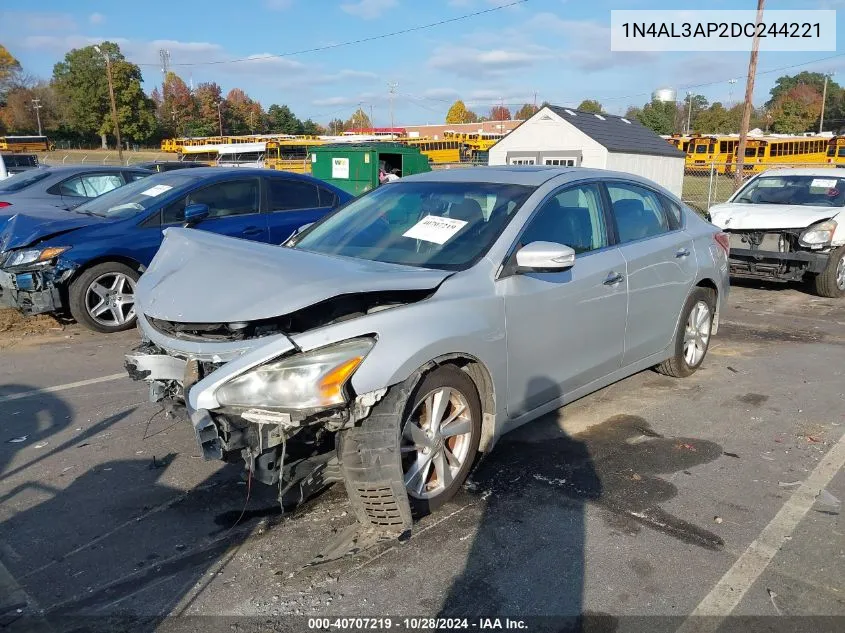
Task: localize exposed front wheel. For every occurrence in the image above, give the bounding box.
[68,262,139,333]
[810,247,845,298]
[400,366,482,514]
[655,288,715,378]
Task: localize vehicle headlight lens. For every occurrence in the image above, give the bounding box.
[3,246,70,268]
[215,338,375,410]
[799,220,837,247]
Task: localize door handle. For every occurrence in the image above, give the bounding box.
[675,248,691,258]
[242,226,264,236]
[603,272,624,286]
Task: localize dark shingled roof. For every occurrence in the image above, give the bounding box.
[540,106,685,158]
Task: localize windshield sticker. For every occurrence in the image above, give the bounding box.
[756,179,783,187]
[810,178,837,189]
[402,215,468,244]
[140,184,173,197]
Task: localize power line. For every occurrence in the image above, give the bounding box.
[138,0,528,67]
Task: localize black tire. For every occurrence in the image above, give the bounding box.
[655,287,716,378]
[810,246,845,298]
[68,262,139,333]
[399,365,482,515]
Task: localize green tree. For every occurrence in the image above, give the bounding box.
[636,99,677,134]
[514,103,538,120]
[266,103,302,134]
[344,107,371,132]
[301,119,323,135]
[52,41,156,146]
[446,100,478,124]
[577,99,603,113]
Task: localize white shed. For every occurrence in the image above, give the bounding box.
[487,106,686,197]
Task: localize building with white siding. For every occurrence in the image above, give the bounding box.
[487,106,685,196]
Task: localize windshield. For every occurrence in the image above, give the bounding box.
[0,168,51,192]
[293,181,535,270]
[734,175,845,207]
[75,172,201,219]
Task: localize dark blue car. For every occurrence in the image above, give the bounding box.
[0,167,350,333]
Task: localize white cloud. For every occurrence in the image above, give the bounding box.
[340,0,398,20]
[429,45,550,78]
[89,12,105,25]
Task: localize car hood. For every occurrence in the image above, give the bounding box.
[137,227,453,323]
[709,202,841,230]
[0,207,105,251]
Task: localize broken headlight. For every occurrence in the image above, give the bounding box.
[4,246,70,268]
[799,220,837,248]
[215,337,374,410]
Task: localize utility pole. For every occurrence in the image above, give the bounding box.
[728,78,737,106]
[31,98,43,136]
[369,104,374,131]
[216,101,223,136]
[819,72,833,134]
[686,91,693,134]
[388,81,397,132]
[159,49,171,99]
[94,45,123,163]
[734,0,765,188]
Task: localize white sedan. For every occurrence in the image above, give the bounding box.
[709,168,845,297]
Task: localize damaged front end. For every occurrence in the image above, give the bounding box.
[0,254,77,315]
[725,228,831,282]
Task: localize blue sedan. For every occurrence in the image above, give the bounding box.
[0,167,351,332]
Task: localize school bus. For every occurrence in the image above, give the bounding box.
[0,135,54,152]
[443,131,505,163]
[265,137,328,173]
[825,136,845,167]
[403,138,462,163]
[729,136,830,175]
[666,133,693,154]
[685,135,741,173]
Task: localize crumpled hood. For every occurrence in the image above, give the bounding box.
[0,207,104,251]
[709,202,841,230]
[138,228,453,322]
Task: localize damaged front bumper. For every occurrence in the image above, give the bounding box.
[0,267,65,315]
[728,247,829,282]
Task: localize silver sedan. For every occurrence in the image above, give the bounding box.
[126,166,729,537]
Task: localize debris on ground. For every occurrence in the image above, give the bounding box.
[0,309,65,345]
[816,489,841,507]
[778,481,801,488]
[767,588,783,615]
[713,516,723,524]
[676,442,697,452]
[723,451,740,458]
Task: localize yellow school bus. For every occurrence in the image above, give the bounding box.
[730,136,830,175]
[0,135,53,152]
[666,133,693,153]
[404,138,461,163]
[825,136,845,167]
[265,137,327,173]
[685,135,741,173]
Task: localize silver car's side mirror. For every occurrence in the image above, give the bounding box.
[515,241,576,271]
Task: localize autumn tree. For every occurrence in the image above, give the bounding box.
[189,82,223,136]
[577,99,603,113]
[159,72,196,136]
[489,105,511,121]
[0,82,60,134]
[344,107,371,132]
[224,88,263,135]
[0,45,22,104]
[770,84,822,134]
[514,103,538,120]
[445,100,478,124]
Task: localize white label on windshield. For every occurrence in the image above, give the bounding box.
[402,215,468,244]
[140,184,173,197]
[332,157,349,179]
[810,178,837,189]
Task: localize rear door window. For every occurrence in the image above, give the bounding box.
[266,178,320,211]
[606,182,672,243]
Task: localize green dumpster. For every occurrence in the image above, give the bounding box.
[309,143,431,196]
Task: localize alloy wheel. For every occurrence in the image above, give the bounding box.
[85,272,136,328]
[400,387,474,499]
[683,300,712,367]
[836,254,845,291]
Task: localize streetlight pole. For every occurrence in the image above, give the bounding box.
[31,98,43,136]
[94,45,123,163]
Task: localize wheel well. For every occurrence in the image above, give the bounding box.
[695,278,720,332]
[411,354,497,453]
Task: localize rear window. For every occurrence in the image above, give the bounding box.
[0,168,51,192]
[2,154,38,168]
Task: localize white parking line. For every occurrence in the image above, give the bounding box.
[0,373,127,405]
[676,429,845,633]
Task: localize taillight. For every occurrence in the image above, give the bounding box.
[0,202,10,208]
[714,232,730,256]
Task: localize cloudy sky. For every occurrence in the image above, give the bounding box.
[1,0,844,125]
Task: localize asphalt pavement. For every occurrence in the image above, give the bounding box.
[0,282,843,633]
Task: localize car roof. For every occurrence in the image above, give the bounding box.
[142,166,346,190]
[400,166,668,189]
[36,165,149,175]
[755,168,845,178]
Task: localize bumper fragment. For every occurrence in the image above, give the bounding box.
[0,268,63,315]
[728,247,829,281]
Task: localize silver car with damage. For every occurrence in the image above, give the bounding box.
[126,167,730,548]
